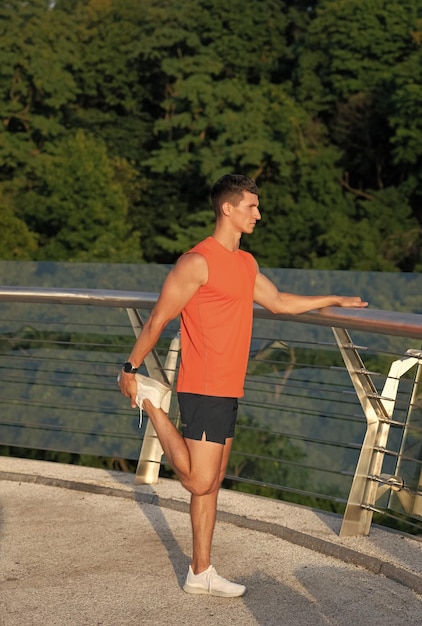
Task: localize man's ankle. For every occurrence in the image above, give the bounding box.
[191,563,211,576]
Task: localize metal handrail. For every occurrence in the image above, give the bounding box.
[1,286,422,338]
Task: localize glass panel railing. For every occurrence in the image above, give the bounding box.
[0,262,178,466]
[0,262,421,532]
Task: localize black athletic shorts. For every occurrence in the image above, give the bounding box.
[177,393,239,444]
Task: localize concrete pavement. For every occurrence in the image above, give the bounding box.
[0,457,421,626]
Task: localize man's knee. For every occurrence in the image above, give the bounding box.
[183,475,220,497]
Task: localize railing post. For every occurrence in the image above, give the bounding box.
[394,357,422,519]
[333,328,422,536]
[125,308,180,484]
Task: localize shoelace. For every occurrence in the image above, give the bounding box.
[205,566,219,591]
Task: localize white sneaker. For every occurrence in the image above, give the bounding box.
[183,565,246,598]
[135,374,171,428]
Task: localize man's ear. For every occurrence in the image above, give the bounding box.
[221,201,232,217]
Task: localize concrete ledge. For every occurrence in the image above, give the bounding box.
[1,456,421,596]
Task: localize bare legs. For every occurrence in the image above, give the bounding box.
[142,400,233,573]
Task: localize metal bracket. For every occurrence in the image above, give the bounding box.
[125,308,180,484]
[332,328,421,536]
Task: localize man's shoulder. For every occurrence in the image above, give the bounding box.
[175,248,208,283]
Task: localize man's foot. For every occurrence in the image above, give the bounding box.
[183,565,246,598]
[135,374,171,427]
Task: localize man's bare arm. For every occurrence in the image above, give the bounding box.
[253,269,368,315]
[119,253,208,406]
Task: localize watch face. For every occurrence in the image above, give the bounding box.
[123,362,137,373]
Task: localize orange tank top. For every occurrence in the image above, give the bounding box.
[176,237,257,397]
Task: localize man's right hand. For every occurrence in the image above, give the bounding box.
[118,371,138,409]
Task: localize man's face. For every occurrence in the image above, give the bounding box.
[229,191,261,234]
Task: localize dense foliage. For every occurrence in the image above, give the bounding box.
[1,0,421,270]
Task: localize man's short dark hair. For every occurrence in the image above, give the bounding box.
[210,174,259,218]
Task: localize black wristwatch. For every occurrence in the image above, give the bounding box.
[122,361,138,374]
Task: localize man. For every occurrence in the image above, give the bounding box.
[119,174,368,597]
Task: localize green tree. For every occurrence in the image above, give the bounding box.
[0,0,80,260]
[0,0,149,261]
[296,0,420,117]
[55,0,156,163]
[130,0,300,262]
[1,0,420,270]
[17,130,142,262]
[0,0,79,174]
[387,29,422,264]
[294,0,422,270]
[0,190,38,260]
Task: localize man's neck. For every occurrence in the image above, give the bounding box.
[211,225,241,253]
